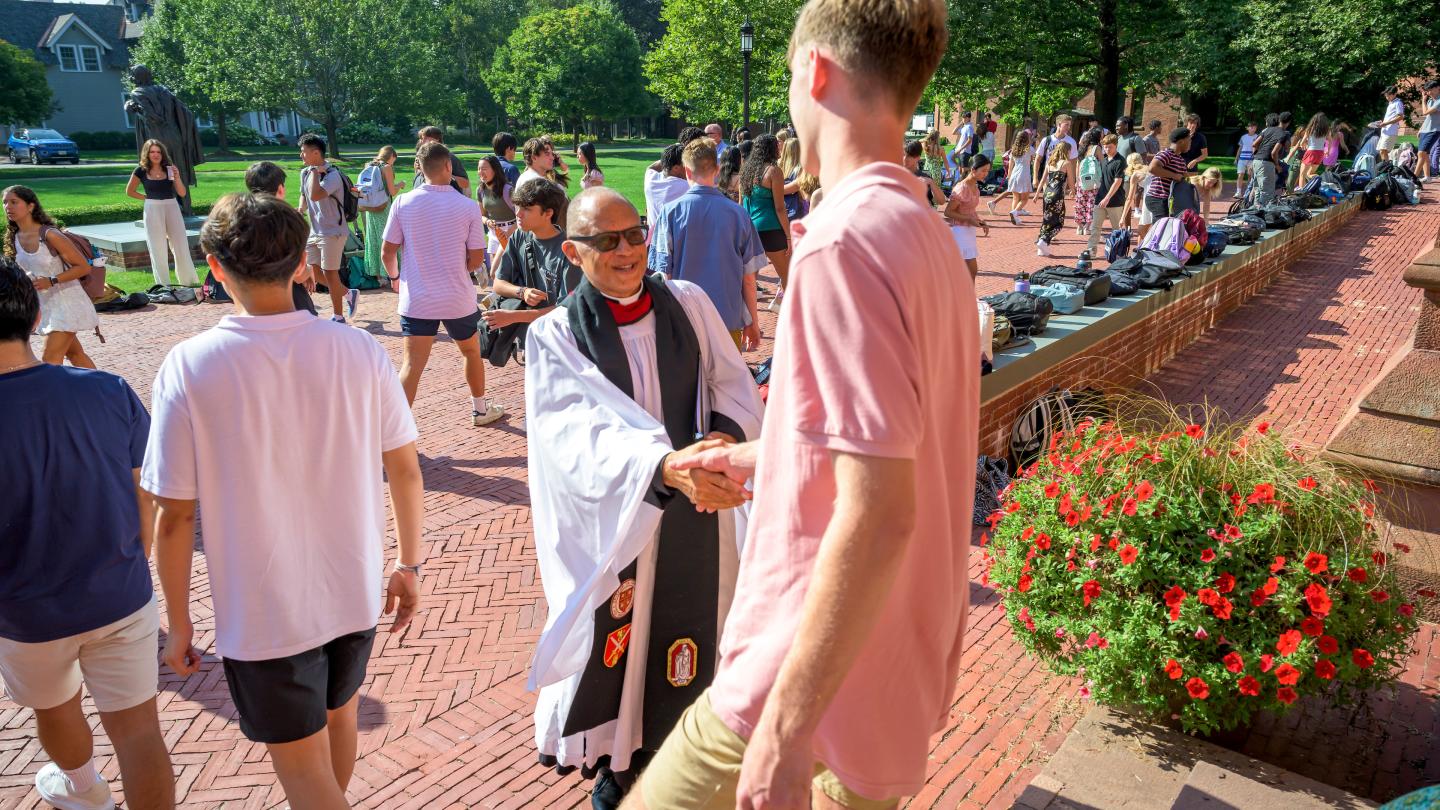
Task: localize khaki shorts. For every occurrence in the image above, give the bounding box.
[306,233,347,271]
[640,690,897,810]
[0,598,159,712]
[1377,134,1398,152]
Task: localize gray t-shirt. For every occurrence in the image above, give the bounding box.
[301,164,346,237]
[1419,96,1440,134]
[497,229,580,305]
[1116,132,1147,160]
[1143,134,1161,157]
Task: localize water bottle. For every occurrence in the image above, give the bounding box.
[1076,250,1093,275]
[1014,271,1031,293]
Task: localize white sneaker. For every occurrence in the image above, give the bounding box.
[1009,212,1020,226]
[1036,240,1052,257]
[767,288,784,312]
[472,403,505,427]
[35,764,114,810]
[986,200,998,215]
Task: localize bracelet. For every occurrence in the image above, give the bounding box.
[387,274,399,281]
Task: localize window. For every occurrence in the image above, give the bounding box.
[56,44,101,72]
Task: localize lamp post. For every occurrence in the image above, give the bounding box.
[740,17,754,129]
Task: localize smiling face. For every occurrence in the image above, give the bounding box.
[479,161,496,185]
[531,148,554,173]
[148,146,164,167]
[300,144,322,166]
[563,193,646,299]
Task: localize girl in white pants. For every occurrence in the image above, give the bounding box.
[125,139,199,287]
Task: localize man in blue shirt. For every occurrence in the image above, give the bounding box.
[705,123,730,159]
[492,131,522,187]
[652,138,766,352]
[0,256,174,810]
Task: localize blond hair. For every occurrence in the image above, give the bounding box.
[779,137,802,178]
[788,0,948,117]
[1047,141,1071,169]
[798,172,821,196]
[139,139,172,172]
[1124,152,1146,177]
[1191,167,1223,200]
[682,137,718,174]
[372,145,397,166]
[1101,133,1119,146]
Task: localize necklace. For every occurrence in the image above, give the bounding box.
[0,359,40,375]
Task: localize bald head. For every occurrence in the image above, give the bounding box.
[566,187,635,235]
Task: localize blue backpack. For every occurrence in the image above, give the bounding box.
[1203,227,1229,259]
[1104,227,1132,262]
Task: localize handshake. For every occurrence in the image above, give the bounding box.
[662,435,759,512]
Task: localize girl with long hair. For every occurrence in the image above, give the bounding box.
[988,130,1035,224]
[2,185,97,367]
[1298,112,1331,189]
[1121,152,1152,240]
[359,145,404,283]
[479,155,517,277]
[576,141,604,188]
[540,136,570,189]
[1036,142,1074,256]
[921,128,947,190]
[740,134,792,305]
[124,138,199,287]
[717,146,744,202]
[944,154,990,280]
[1323,121,1351,172]
[1073,127,1104,237]
[779,137,806,221]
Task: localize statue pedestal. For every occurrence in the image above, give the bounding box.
[1324,229,1440,621]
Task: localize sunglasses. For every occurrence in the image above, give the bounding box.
[569,226,648,252]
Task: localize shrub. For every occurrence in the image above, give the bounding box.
[52,202,212,228]
[199,124,266,148]
[338,121,392,144]
[68,131,136,151]
[982,401,1420,735]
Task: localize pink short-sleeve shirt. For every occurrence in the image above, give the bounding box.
[708,163,980,800]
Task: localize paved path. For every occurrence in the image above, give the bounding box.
[2,192,1437,809]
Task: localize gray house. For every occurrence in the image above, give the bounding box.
[0,1,145,135]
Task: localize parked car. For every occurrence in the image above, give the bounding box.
[6,129,81,165]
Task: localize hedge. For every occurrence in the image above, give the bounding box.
[53,202,213,228]
[69,131,137,151]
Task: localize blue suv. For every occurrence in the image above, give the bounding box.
[7,129,81,165]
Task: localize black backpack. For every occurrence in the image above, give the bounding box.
[1362,177,1392,210]
[1030,264,1112,305]
[983,291,1053,336]
[93,290,150,313]
[1105,269,1141,295]
[335,168,360,223]
[1009,388,1108,468]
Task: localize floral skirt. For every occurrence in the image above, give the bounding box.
[1074,189,1097,229]
[1039,190,1067,244]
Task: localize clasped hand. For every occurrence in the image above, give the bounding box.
[664,435,751,512]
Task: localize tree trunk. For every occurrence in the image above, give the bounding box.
[326,118,341,161]
[216,112,229,152]
[1094,0,1121,126]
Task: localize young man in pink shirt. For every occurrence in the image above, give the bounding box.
[630,0,978,807]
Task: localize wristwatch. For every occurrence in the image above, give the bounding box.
[395,562,424,578]
[47,276,59,287]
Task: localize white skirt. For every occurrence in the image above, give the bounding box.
[952,225,978,261]
[1006,163,1033,195]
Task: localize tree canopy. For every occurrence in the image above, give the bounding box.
[0,39,52,127]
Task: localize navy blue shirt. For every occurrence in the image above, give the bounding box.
[651,185,768,331]
[0,364,153,642]
[497,157,521,188]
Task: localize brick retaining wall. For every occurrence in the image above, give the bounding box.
[977,196,1361,457]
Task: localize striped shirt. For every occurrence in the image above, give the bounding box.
[1146,149,1188,199]
[382,184,486,320]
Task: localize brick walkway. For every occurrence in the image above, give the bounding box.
[2,190,1437,809]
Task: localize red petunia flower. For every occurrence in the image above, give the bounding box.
[1018,574,1033,593]
[1300,617,1324,636]
[1260,654,1275,672]
[1271,556,1286,573]
[1035,533,1052,550]
[1163,585,1187,607]
[1212,598,1233,620]
[1276,686,1298,705]
[1276,630,1302,657]
[1197,588,1219,606]
[1238,676,1261,696]
[1164,659,1184,679]
[1059,493,1073,515]
[1222,523,1243,542]
[1044,481,1060,498]
[1262,576,1279,596]
[1185,424,1205,439]
[1107,536,1119,551]
[1248,483,1276,505]
[1250,588,1269,607]
[1090,534,1102,552]
[1298,476,1318,491]
[1135,480,1155,502]
[1317,635,1339,655]
[1168,603,1182,621]
[1303,552,1328,574]
[1371,590,1390,603]
[1082,579,1102,607]
[1118,544,1139,565]
[1186,677,1210,699]
[1315,659,1336,680]
[1348,567,1368,583]
[1255,421,1270,435]
[1201,548,1216,563]
[1223,652,1244,673]
[1064,511,1080,527]
[1216,573,1236,594]
[1372,551,1386,567]
[1022,527,1035,541]
[1304,582,1332,617]
[1353,649,1375,669]
[1274,663,1301,686]
[1363,478,1381,493]
[1400,603,1415,618]
[1122,498,1138,516]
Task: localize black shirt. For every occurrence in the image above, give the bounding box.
[132,166,176,200]
[1097,154,1128,204]
[1252,126,1290,164]
[498,229,580,305]
[1181,131,1208,164]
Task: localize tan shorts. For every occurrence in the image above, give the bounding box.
[0,598,159,712]
[306,233,347,271]
[1377,134,1398,152]
[639,690,897,810]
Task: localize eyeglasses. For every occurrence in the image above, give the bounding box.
[568,226,648,252]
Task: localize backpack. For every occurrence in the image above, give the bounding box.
[982,291,1053,336]
[1031,264,1111,305]
[355,163,390,210]
[1030,283,1086,314]
[1168,180,1200,216]
[1009,388,1107,468]
[1177,209,1208,264]
[201,269,232,303]
[1203,227,1229,259]
[93,288,149,313]
[1353,153,1376,175]
[1105,268,1141,295]
[1140,216,1190,264]
[1079,154,1101,191]
[1395,144,1418,173]
[1213,220,1258,246]
[1349,171,1373,192]
[1104,227,1131,262]
[31,225,106,301]
[973,455,1012,525]
[315,165,360,225]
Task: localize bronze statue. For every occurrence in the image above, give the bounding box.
[125,64,204,214]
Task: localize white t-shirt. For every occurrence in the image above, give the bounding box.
[141,312,418,661]
[1238,133,1258,160]
[958,123,975,150]
[1382,98,1404,137]
[382,184,486,320]
[643,167,689,222]
[1040,134,1079,165]
[516,167,547,191]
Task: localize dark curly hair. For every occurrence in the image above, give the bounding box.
[739,134,780,199]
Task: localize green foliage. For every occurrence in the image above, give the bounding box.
[488,1,650,137]
[0,39,53,126]
[983,403,1420,735]
[645,0,801,124]
[68,131,138,151]
[199,124,267,148]
[440,0,529,129]
[52,202,215,228]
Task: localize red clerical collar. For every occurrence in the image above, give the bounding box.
[606,289,653,326]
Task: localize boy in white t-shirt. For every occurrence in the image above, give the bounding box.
[1234,121,1259,200]
[144,192,425,808]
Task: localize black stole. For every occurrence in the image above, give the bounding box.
[559,274,721,753]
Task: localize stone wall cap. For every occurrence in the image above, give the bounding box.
[1404,249,1440,290]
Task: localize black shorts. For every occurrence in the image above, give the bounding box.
[222,628,376,744]
[400,309,481,341]
[757,228,788,253]
[1144,196,1169,221]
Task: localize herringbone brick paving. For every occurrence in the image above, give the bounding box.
[2,188,1437,808]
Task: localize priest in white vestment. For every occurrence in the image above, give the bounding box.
[524,188,765,806]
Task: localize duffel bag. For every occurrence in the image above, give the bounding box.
[1213,221,1257,246]
[1030,283,1086,314]
[1350,171,1373,192]
[1105,269,1142,295]
[1031,264,1112,305]
[983,291,1054,336]
[1132,262,1189,291]
[1362,177,1392,210]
